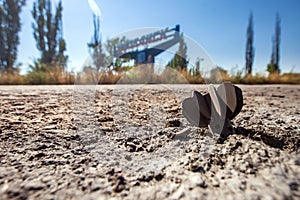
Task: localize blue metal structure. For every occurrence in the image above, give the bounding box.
[114,25,180,64]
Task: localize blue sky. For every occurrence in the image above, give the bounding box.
[18,0,300,74]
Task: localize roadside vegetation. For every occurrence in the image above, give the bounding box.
[0,66,299,85]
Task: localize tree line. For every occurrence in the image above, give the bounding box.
[0,0,284,81]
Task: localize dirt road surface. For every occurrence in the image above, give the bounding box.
[0,85,299,199]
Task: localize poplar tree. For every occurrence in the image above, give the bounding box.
[87,14,106,76]
[32,0,67,71]
[0,0,26,74]
[267,13,281,74]
[245,12,254,76]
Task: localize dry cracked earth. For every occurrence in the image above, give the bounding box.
[0,84,299,200]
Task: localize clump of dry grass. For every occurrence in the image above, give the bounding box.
[25,70,75,85]
[228,73,300,84]
[0,69,75,85]
[0,74,25,85]
[279,73,300,84]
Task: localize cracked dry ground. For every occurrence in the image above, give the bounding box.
[0,85,299,200]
